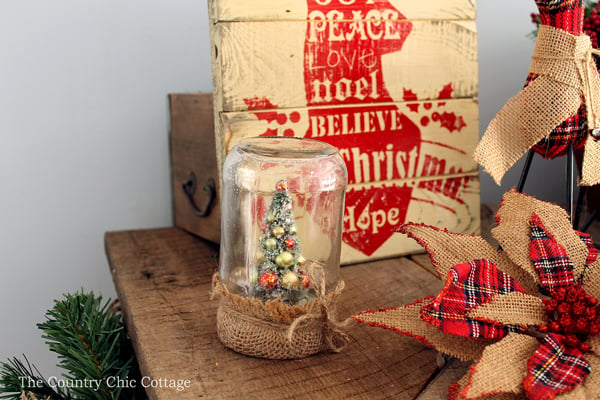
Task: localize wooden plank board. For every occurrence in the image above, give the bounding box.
[416,358,471,400]
[341,175,480,263]
[221,98,479,179]
[214,20,477,112]
[105,227,445,399]
[211,0,476,22]
[411,254,436,277]
[170,93,221,244]
[207,0,479,264]
[220,97,479,264]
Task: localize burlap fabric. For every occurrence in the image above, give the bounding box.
[211,264,350,359]
[468,292,546,327]
[353,298,496,362]
[474,24,600,186]
[493,190,590,280]
[463,334,538,399]
[355,190,600,398]
[398,224,539,295]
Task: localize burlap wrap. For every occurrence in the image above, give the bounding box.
[211,264,350,359]
[474,24,600,186]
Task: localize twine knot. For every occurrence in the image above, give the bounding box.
[211,264,351,359]
[286,263,351,352]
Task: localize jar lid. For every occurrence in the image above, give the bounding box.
[236,137,338,159]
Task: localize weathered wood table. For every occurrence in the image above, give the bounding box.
[103,206,502,399]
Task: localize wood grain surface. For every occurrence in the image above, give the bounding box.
[211,0,476,22]
[105,227,447,399]
[213,20,477,112]
[170,93,221,244]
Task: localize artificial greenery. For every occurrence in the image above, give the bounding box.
[0,291,144,400]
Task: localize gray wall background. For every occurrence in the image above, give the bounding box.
[2,0,567,380]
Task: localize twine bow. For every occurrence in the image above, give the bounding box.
[474,24,600,186]
[286,263,351,352]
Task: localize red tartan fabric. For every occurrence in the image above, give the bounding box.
[523,333,591,399]
[420,259,527,340]
[578,230,599,266]
[529,213,575,294]
[530,0,589,159]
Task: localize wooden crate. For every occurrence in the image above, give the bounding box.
[188,0,480,263]
[170,93,221,244]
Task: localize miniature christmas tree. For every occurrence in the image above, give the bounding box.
[252,179,311,304]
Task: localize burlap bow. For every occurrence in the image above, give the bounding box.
[286,263,350,352]
[475,24,600,186]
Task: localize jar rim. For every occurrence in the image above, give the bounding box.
[236,137,338,159]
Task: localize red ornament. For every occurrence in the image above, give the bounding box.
[299,272,310,288]
[276,180,288,192]
[285,237,295,249]
[261,224,268,232]
[259,272,277,290]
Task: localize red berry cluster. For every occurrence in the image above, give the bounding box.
[584,4,600,48]
[540,286,600,352]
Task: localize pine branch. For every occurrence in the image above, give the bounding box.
[36,291,139,400]
[0,356,70,400]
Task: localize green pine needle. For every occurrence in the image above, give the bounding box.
[0,291,142,400]
[0,356,70,400]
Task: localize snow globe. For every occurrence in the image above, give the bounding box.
[213,136,348,359]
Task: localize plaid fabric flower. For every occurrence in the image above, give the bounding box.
[354,190,600,399]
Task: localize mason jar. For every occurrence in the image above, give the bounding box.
[219,136,348,306]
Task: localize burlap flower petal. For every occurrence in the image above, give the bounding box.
[555,385,593,399]
[461,333,538,399]
[399,223,538,295]
[450,370,524,400]
[493,190,589,280]
[353,298,494,361]
[448,371,471,400]
[468,292,546,327]
[589,334,600,354]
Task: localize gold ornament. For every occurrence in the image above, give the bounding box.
[297,255,306,266]
[272,226,285,238]
[265,238,277,250]
[275,251,295,268]
[281,271,299,289]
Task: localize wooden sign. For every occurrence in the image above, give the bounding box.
[208,0,479,264]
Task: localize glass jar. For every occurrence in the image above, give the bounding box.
[219,137,347,306]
